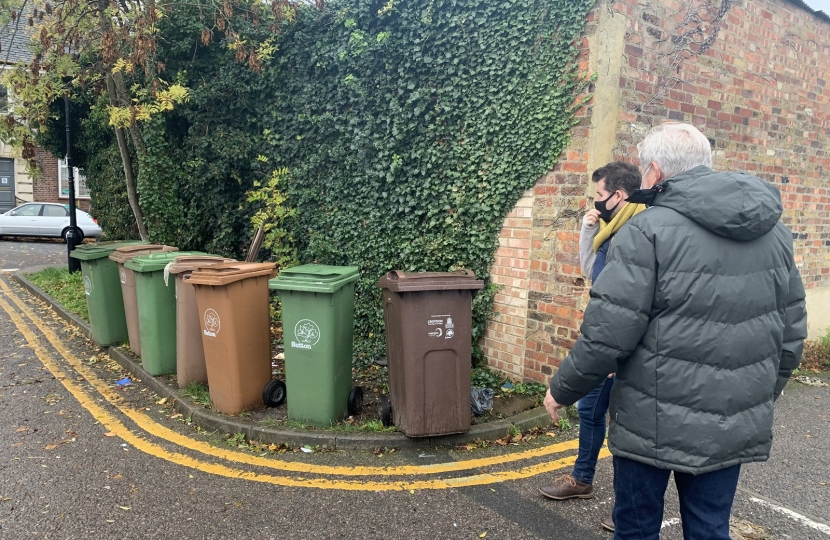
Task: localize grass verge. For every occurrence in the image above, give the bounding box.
[26,267,89,321]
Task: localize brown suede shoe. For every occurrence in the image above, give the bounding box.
[538,474,594,500]
[600,515,615,532]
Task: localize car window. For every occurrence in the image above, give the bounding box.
[42,205,69,217]
[11,204,42,217]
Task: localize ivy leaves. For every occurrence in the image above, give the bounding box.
[261,0,594,363]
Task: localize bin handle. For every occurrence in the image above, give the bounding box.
[192,265,254,277]
[384,269,476,280]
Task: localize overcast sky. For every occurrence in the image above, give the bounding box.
[802,0,830,13]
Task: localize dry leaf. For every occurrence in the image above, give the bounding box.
[112,475,122,480]
[104,432,117,437]
[156,398,167,405]
[480,533,487,538]
[119,506,131,510]
[15,427,28,432]
[44,444,58,450]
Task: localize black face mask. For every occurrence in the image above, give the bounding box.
[594,193,619,222]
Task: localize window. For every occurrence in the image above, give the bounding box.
[58,159,90,199]
[42,204,68,217]
[0,84,8,113]
[12,204,42,216]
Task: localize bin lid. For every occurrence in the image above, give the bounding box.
[69,240,148,261]
[108,244,178,264]
[124,251,206,273]
[376,270,484,292]
[187,262,277,286]
[168,255,237,275]
[268,264,359,294]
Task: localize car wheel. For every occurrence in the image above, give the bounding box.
[61,227,84,243]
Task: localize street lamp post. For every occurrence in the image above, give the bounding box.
[64,85,81,273]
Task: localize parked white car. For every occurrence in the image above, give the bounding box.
[0,203,103,242]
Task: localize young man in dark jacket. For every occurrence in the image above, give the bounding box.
[544,122,807,540]
[539,162,644,534]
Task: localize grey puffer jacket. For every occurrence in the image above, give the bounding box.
[549,166,807,475]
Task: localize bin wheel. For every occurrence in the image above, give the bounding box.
[379,395,393,427]
[348,386,364,416]
[263,380,286,408]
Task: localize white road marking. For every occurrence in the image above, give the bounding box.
[661,517,680,529]
[750,497,830,535]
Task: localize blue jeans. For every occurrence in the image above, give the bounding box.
[571,375,614,485]
[613,456,741,540]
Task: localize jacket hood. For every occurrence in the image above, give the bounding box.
[627,166,783,241]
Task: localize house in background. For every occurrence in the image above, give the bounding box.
[1,15,90,214]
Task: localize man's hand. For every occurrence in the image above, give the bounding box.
[544,389,562,423]
[584,209,601,227]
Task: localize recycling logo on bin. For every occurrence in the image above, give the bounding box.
[203,308,221,337]
[83,276,93,296]
[427,315,456,339]
[119,267,127,284]
[292,319,320,350]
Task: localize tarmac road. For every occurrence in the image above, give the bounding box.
[0,241,828,539]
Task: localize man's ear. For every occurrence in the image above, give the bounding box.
[652,162,664,184]
[641,161,661,189]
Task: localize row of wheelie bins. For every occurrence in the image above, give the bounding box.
[71,241,482,436]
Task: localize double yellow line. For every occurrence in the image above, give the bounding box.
[0,278,608,490]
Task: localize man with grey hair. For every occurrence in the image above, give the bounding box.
[544,122,807,539]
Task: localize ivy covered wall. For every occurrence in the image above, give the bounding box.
[37,0,596,367]
[260,0,595,364]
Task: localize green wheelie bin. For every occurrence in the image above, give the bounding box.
[124,251,205,376]
[268,264,363,427]
[69,240,148,346]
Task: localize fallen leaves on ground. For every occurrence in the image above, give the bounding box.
[793,375,829,387]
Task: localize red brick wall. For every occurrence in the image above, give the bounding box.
[481,190,533,379]
[487,0,830,382]
[618,0,830,289]
[34,147,90,211]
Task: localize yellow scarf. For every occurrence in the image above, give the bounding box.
[593,202,647,253]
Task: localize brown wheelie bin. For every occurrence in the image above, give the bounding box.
[168,255,236,388]
[377,270,484,437]
[187,262,277,415]
[108,244,178,356]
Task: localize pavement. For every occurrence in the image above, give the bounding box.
[1,239,829,540]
